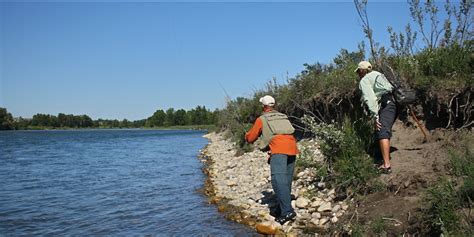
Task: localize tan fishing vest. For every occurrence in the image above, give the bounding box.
[255,111,295,150]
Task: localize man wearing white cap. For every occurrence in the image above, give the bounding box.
[245,95,298,224]
[356,61,396,174]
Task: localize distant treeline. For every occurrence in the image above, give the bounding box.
[0,106,218,130]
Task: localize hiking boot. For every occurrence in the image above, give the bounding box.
[275,211,296,225]
[269,207,281,218]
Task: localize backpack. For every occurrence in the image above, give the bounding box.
[379,63,417,106]
[254,111,295,150]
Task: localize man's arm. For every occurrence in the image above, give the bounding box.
[245,117,263,143]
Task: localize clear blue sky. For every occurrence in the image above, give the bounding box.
[0,1,446,120]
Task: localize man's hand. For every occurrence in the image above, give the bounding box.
[375,116,382,131]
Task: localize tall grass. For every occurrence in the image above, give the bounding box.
[421,132,473,236]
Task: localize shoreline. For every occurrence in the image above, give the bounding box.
[1,125,215,132]
[199,132,350,235]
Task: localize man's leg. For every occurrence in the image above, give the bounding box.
[270,154,294,216]
[379,139,391,168]
[286,156,296,197]
[378,101,397,168]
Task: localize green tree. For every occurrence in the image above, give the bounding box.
[165,108,175,126]
[147,109,166,127]
[120,119,130,128]
[0,107,15,130]
[174,109,187,126]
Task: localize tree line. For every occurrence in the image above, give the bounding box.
[0,106,218,130]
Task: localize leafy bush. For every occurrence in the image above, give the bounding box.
[302,115,378,194]
[332,118,378,193]
[381,42,473,93]
[296,141,328,178]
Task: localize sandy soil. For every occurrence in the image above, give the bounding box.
[350,120,457,235]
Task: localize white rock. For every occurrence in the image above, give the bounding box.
[299,213,311,220]
[327,189,336,196]
[311,212,321,219]
[295,197,310,208]
[311,200,323,208]
[331,216,338,223]
[317,202,332,212]
[332,204,341,213]
[291,200,296,209]
[319,218,329,225]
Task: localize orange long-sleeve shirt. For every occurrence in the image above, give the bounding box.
[245,110,298,156]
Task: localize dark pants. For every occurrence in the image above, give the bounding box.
[377,94,397,140]
[270,154,296,216]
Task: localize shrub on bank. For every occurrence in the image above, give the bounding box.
[301,115,378,195]
[421,132,473,236]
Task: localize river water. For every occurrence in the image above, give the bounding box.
[0,130,253,236]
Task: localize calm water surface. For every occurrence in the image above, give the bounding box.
[0,130,253,236]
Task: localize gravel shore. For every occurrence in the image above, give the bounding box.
[200,132,350,235]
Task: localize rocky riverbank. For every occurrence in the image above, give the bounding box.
[199,132,351,235]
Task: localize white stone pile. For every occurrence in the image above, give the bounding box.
[201,132,350,235]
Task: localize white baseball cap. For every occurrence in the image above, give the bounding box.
[259,95,275,106]
[355,61,372,72]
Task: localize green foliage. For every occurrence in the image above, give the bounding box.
[216,97,261,154]
[333,118,378,193]
[0,107,16,130]
[296,145,319,168]
[422,133,473,236]
[302,115,378,194]
[145,105,217,128]
[369,179,387,193]
[296,143,328,178]
[32,113,93,128]
[301,115,344,160]
[147,109,166,127]
[421,178,461,236]
[2,105,215,130]
[448,132,474,204]
[350,224,365,237]
[413,44,473,89]
[165,108,175,126]
[370,217,387,235]
[448,137,474,178]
